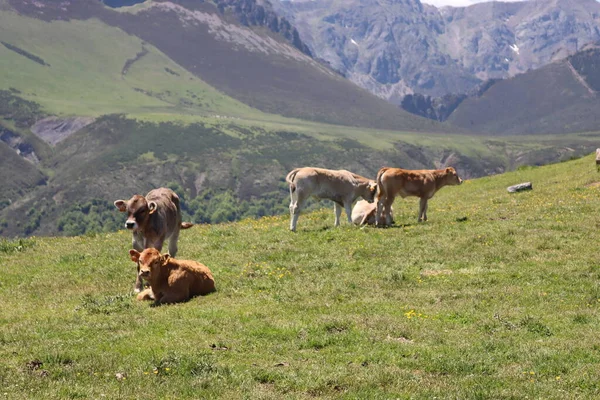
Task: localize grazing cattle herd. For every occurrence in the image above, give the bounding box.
[115,165,462,305]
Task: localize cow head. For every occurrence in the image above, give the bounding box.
[444,167,463,186]
[114,195,158,231]
[363,181,377,203]
[129,248,170,280]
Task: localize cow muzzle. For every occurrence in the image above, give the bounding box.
[139,269,150,279]
[126,220,137,230]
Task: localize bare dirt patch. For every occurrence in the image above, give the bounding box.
[30,116,95,145]
[585,181,600,188]
[421,269,453,277]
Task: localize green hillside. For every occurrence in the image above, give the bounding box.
[447,51,600,135]
[2,154,600,398]
[3,111,600,237]
[0,10,262,119]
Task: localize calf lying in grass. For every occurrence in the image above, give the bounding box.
[352,200,394,226]
[129,248,215,305]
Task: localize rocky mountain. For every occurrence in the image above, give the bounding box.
[278,0,600,103]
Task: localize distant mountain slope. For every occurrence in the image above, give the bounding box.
[0,139,46,209]
[2,0,600,237]
[447,47,600,135]
[6,0,440,131]
[0,8,261,119]
[280,0,600,103]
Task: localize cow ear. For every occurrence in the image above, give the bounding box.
[445,167,453,173]
[148,201,158,215]
[114,200,127,212]
[129,249,140,263]
[161,253,171,264]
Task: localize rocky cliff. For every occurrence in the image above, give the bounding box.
[279,0,600,103]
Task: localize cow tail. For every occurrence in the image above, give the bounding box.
[180,222,194,229]
[376,167,390,200]
[286,168,300,193]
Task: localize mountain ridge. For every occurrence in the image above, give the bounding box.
[446,46,600,135]
[280,0,600,103]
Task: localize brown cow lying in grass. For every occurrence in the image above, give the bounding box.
[114,187,193,292]
[375,166,462,225]
[286,167,377,231]
[351,200,393,226]
[129,248,215,305]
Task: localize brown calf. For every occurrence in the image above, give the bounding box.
[596,148,600,171]
[130,248,215,305]
[286,167,377,231]
[375,167,462,225]
[114,187,193,292]
[351,200,394,226]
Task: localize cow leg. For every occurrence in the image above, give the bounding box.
[158,288,188,305]
[344,202,353,225]
[289,186,296,231]
[168,229,180,258]
[375,199,385,226]
[384,204,393,226]
[133,266,144,293]
[418,198,429,222]
[378,197,394,226]
[131,233,145,293]
[132,232,144,251]
[359,211,370,226]
[151,237,165,252]
[333,202,343,227]
[289,192,303,232]
[136,288,154,301]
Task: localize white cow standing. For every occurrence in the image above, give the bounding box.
[286,167,377,232]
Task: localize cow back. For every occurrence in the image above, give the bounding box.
[169,259,216,296]
[295,168,360,196]
[146,188,181,236]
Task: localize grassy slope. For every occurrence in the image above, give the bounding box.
[0,10,263,119]
[0,142,46,201]
[2,154,600,398]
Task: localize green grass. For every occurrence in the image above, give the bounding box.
[2,155,600,398]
